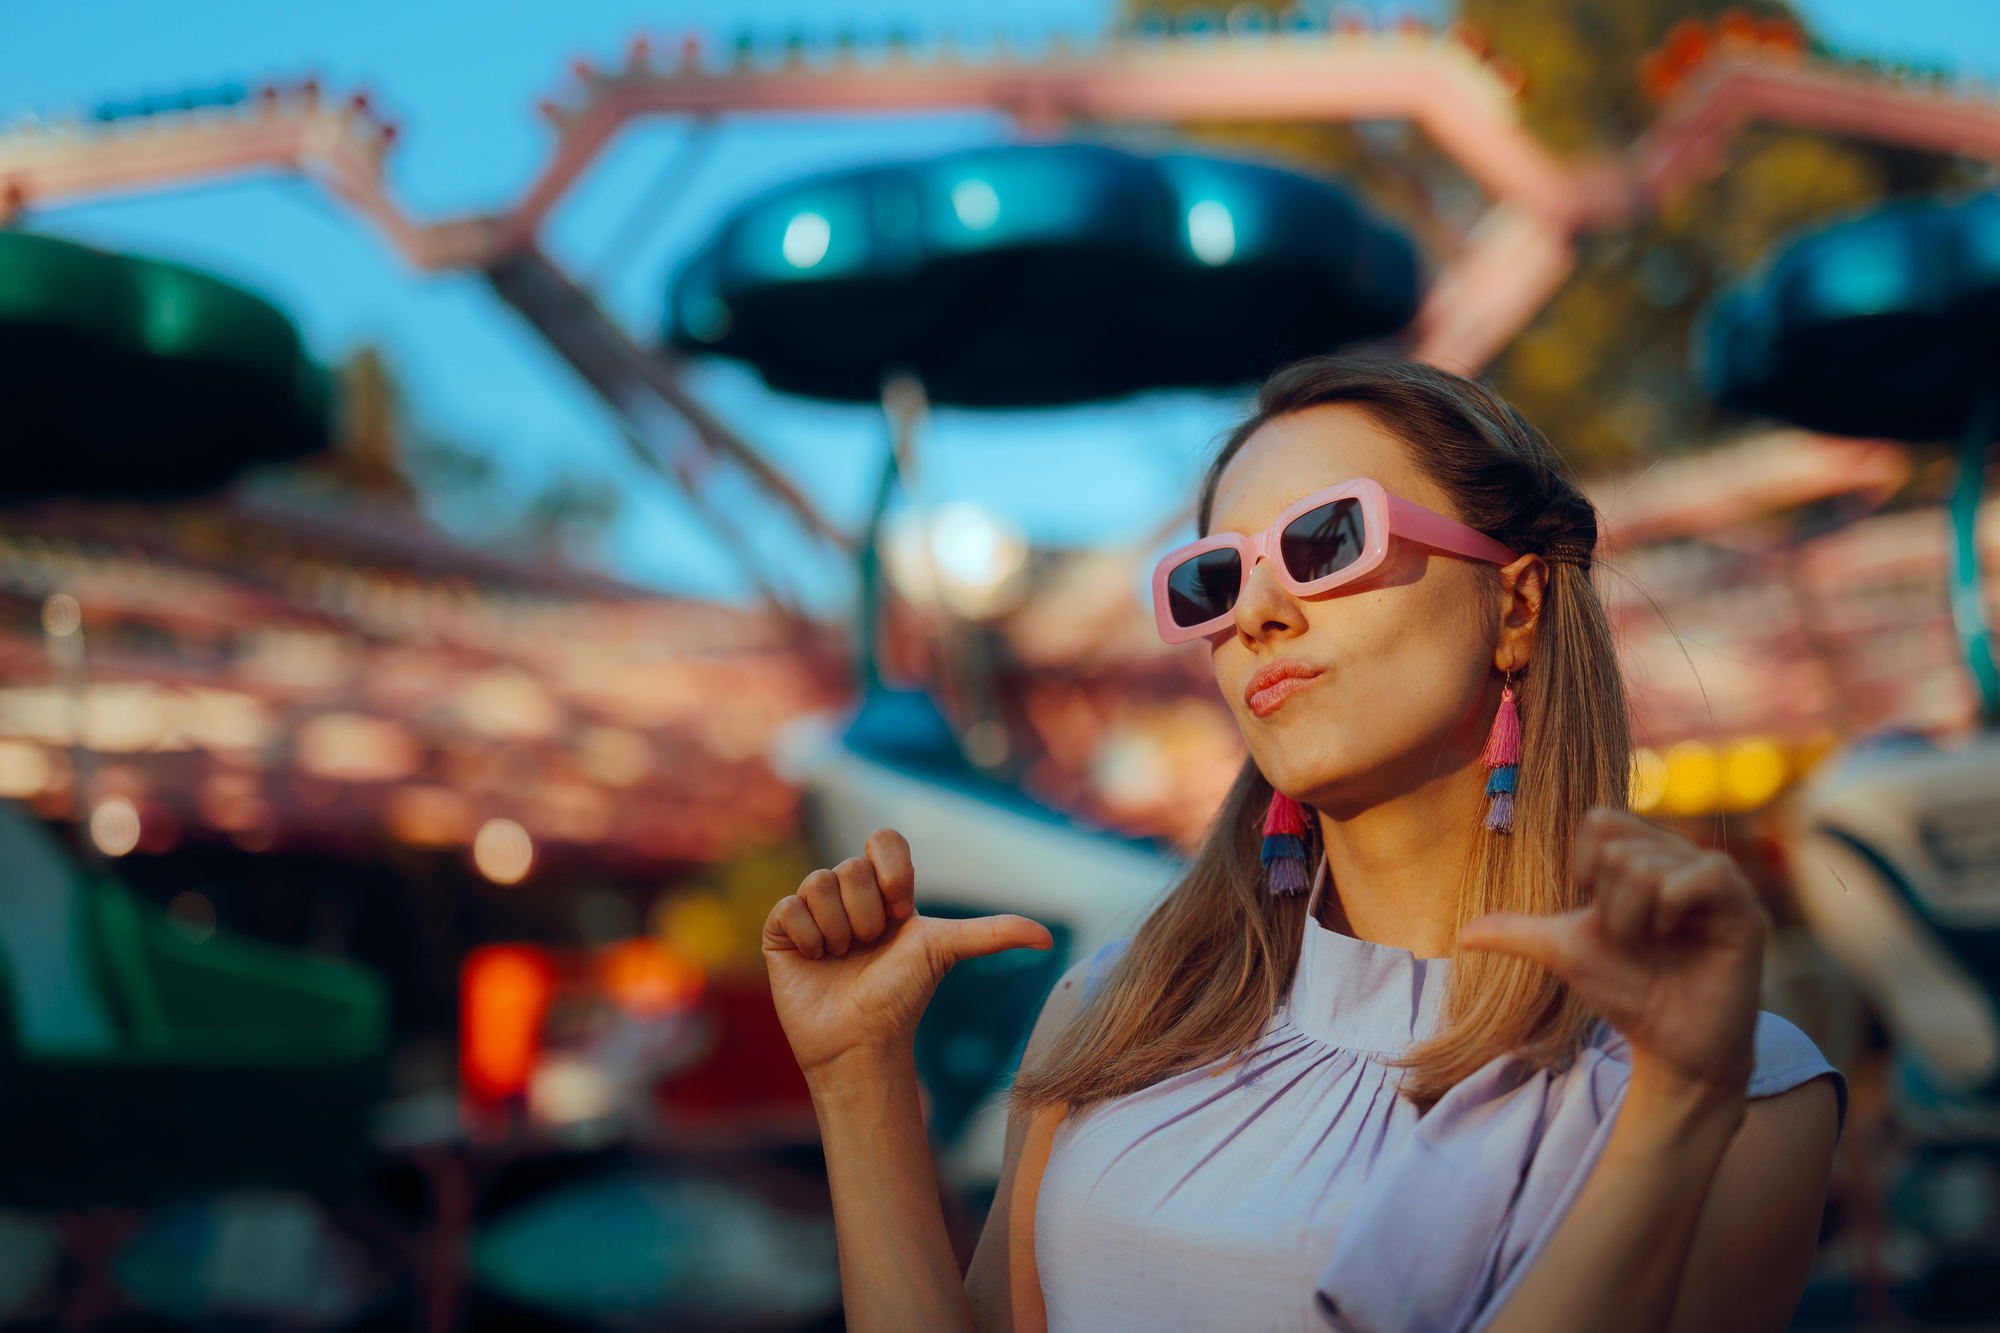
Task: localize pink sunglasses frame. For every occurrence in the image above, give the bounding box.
[1151,477,1520,643]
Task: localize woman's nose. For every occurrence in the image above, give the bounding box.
[1231,557,1307,643]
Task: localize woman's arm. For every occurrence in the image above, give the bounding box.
[1466,810,1836,1333]
[808,1050,974,1331]
[1669,1076,1838,1333]
[964,959,1087,1333]
[762,829,1053,1333]
[1479,1066,1837,1333]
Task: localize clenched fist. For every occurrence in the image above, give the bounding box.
[762,828,1054,1080]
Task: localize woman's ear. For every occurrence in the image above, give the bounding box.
[1492,554,1547,675]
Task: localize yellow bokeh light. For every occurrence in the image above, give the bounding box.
[659,893,739,968]
[1662,741,1721,816]
[1721,739,1789,811]
[1630,748,1668,813]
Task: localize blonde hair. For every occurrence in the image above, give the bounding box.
[1012,357,1628,1113]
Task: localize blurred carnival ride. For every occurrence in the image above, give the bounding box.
[5,7,2000,1329]
[1687,185,2000,1317]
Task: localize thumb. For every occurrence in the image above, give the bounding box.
[928,914,1055,969]
[1459,910,1587,979]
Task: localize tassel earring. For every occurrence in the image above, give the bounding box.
[1481,677,1521,834]
[1261,790,1313,895]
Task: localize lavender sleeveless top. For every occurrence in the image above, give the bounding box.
[1034,916,1844,1333]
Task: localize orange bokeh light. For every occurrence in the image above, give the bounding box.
[600,938,703,1019]
[461,945,554,1101]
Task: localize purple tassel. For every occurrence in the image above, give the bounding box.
[1483,791,1515,834]
[1266,854,1311,896]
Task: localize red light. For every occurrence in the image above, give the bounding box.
[460,946,553,1101]
[600,939,703,1018]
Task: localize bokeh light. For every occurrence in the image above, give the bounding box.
[295,712,421,783]
[1629,747,1668,813]
[1187,199,1237,265]
[1721,739,1789,811]
[460,945,553,1101]
[1661,741,1720,816]
[658,893,739,968]
[951,177,1000,231]
[167,890,217,943]
[473,817,535,885]
[89,796,141,856]
[39,593,80,638]
[0,741,54,798]
[529,1054,616,1128]
[781,211,831,268]
[600,938,703,1018]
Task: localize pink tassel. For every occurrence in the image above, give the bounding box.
[1479,685,1521,768]
[1262,791,1309,838]
[1484,791,1515,833]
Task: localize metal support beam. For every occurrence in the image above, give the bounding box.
[481,247,849,553]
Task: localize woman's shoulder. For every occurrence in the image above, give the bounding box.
[1081,939,1130,1004]
[1023,951,1098,1066]
[1586,1011,1846,1121]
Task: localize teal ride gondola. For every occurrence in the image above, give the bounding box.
[1698,191,2000,443]
[0,232,328,497]
[667,143,1419,407]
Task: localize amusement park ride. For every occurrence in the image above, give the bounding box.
[6,19,2000,546]
[12,7,2000,1191]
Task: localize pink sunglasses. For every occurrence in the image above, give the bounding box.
[1151,478,1519,643]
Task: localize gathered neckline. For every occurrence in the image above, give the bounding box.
[1285,917,1452,1056]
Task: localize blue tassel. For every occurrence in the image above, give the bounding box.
[1485,765,1517,797]
[1260,833,1307,866]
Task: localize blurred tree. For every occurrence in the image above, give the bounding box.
[328,347,419,504]
[1127,1,1979,470]
[259,345,623,566]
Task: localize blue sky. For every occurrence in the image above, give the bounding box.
[3,0,1995,605]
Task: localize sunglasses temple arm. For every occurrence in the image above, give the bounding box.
[1384,495,1519,566]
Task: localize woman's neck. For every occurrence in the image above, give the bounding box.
[1313,764,1486,959]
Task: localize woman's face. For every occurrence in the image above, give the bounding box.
[1205,404,1522,817]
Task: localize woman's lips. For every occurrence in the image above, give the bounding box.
[1245,660,1322,718]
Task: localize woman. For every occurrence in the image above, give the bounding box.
[764,357,1843,1333]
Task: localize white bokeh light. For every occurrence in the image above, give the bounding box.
[781,211,832,268]
[474,817,535,885]
[928,502,1028,619]
[1187,200,1236,266]
[90,797,142,857]
[951,178,1001,231]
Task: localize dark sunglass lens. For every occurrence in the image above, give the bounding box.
[1280,499,1366,584]
[1167,548,1243,627]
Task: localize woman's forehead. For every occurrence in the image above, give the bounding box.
[1210,404,1454,533]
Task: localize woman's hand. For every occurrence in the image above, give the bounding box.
[763,827,1054,1082]
[1460,808,1766,1093]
